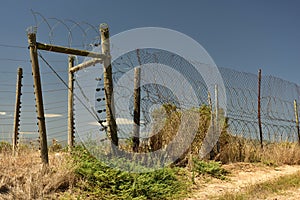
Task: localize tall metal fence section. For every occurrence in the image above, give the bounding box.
[107,48,300,145]
[1,14,298,151]
[219,67,300,143]
[1,60,300,146]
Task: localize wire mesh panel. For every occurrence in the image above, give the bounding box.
[110,49,209,139]
[219,67,300,143]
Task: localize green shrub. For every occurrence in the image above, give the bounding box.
[71,146,187,199]
[192,159,229,180]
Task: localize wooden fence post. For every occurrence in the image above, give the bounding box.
[215,85,220,154]
[294,100,300,145]
[100,23,118,150]
[258,69,263,149]
[27,31,49,164]
[13,67,23,155]
[68,56,75,151]
[132,67,141,152]
[207,91,215,159]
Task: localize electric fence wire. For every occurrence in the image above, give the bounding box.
[38,53,106,129]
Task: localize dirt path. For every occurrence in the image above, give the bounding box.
[265,188,300,200]
[185,163,300,200]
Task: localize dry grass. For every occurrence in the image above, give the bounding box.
[217,170,300,200]
[1,102,300,199]
[0,141,299,199]
[0,145,187,200]
[0,147,75,200]
[259,142,300,165]
[143,104,300,166]
[218,137,300,166]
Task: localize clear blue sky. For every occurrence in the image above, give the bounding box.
[0,0,299,143]
[0,0,299,82]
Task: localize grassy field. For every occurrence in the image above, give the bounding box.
[1,140,300,200]
[1,105,300,199]
[0,144,189,199]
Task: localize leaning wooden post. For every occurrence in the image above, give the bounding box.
[257,69,263,149]
[27,29,49,164]
[68,56,75,151]
[13,67,23,155]
[294,100,300,145]
[132,67,141,152]
[100,23,118,149]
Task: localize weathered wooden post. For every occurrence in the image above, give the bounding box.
[207,91,215,159]
[257,69,263,149]
[13,67,23,155]
[26,24,109,159]
[100,23,118,149]
[215,84,220,154]
[68,56,75,151]
[27,29,49,164]
[132,67,141,152]
[294,100,300,145]
[207,91,213,125]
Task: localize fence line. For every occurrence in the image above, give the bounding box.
[0,57,69,148]
[1,50,300,152]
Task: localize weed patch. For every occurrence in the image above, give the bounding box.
[192,159,229,180]
[71,146,187,200]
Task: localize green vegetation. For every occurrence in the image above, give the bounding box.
[1,103,300,199]
[70,146,188,200]
[192,159,229,180]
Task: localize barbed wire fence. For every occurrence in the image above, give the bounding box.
[105,49,300,149]
[219,67,300,144]
[1,13,300,163]
[0,12,103,150]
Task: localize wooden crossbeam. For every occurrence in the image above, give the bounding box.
[36,42,106,59]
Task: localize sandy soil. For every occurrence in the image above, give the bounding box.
[185,163,300,200]
[265,188,300,200]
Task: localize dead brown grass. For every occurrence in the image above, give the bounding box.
[0,138,299,199]
[141,104,300,166]
[218,137,300,165]
[0,148,75,200]
[259,142,300,165]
